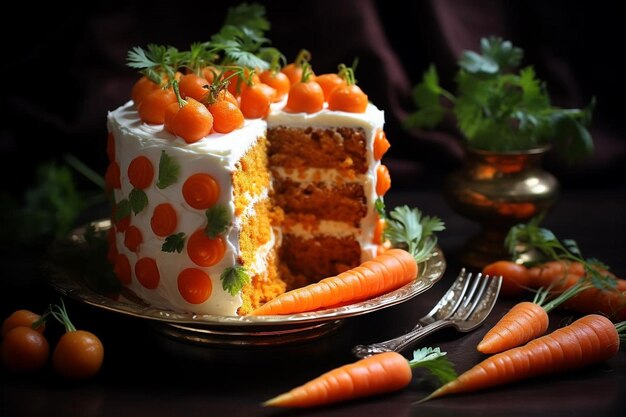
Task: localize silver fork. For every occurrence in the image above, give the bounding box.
[352,269,502,358]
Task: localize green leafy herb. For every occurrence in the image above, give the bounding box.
[129,188,148,215]
[0,162,85,246]
[506,215,616,290]
[204,205,230,238]
[405,36,595,162]
[210,3,271,70]
[408,347,457,385]
[223,2,270,36]
[156,151,181,189]
[220,265,251,296]
[126,43,177,85]
[113,198,131,222]
[162,232,186,253]
[374,197,386,219]
[383,205,445,263]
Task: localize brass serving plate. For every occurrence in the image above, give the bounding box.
[43,219,446,346]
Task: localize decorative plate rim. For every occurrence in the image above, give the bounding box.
[43,219,446,328]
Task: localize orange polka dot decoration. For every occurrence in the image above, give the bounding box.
[151,203,178,237]
[135,257,160,289]
[182,173,220,209]
[128,156,154,189]
[178,268,212,304]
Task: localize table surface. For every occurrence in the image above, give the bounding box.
[1,185,625,417]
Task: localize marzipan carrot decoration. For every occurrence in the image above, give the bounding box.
[477,283,591,354]
[421,314,626,402]
[250,206,444,315]
[327,63,368,113]
[265,348,455,408]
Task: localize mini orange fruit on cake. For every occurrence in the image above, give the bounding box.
[106,5,392,316]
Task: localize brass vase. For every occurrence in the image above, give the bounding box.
[443,146,559,269]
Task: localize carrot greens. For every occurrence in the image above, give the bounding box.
[506,216,616,290]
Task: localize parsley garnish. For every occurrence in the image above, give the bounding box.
[383,206,445,264]
[220,265,251,296]
[113,198,131,222]
[204,205,230,238]
[506,216,616,290]
[405,37,595,162]
[161,232,186,253]
[408,347,457,385]
[129,188,148,215]
[374,197,386,219]
[126,44,178,85]
[156,151,180,189]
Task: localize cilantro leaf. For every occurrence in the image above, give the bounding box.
[113,198,131,222]
[156,151,181,189]
[204,205,230,238]
[223,2,270,36]
[480,37,523,71]
[221,265,251,296]
[409,347,457,385]
[129,188,148,215]
[405,36,594,161]
[374,197,386,219]
[126,44,177,84]
[404,65,447,129]
[162,233,186,253]
[384,205,445,263]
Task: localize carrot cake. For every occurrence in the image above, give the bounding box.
[105,5,391,316]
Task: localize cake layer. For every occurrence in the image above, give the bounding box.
[273,178,366,226]
[280,234,362,285]
[268,126,367,173]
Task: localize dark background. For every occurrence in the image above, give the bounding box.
[1,0,624,196]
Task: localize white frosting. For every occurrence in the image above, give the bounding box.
[107,100,385,315]
[108,102,268,315]
[284,220,359,239]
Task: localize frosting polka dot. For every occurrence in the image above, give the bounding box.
[178,268,212,304]
[113,254,131,285]
[128,155,154,189]
[135,257,160,289]
[182,173,220,209]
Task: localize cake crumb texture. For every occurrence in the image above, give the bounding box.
[280,235,361,284]
[273,178,366,226]
[268,126,367,173]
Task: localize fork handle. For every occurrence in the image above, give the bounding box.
[352,320,452,358]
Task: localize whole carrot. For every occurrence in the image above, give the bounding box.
[265,348,455,408]
[250,248,418,315]
[477,283,592,354]
[482,261,532,297]
[423,314,625,402]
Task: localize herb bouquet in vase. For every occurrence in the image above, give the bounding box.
[405,37,594,268]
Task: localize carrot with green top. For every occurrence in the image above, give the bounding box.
[328,63,369,113]
[281,49,314,85]
[477,282,592,354]
[498,216,626,319]
[250,206,444,315]
[284,63,324,114]
[265,348,455,408]
[422,314,625,402]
